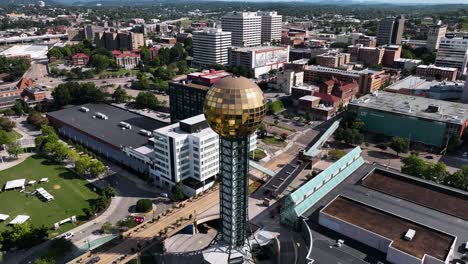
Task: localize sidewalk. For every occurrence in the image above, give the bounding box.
[0,152,33,171]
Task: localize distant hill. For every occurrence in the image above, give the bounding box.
[0,0,59,5]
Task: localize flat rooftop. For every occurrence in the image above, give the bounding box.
[321,196,454,261]
[302,163,468,264]
[385,76,439,93]
[0,45,48,60]
[362,168,468,221]
[230,45,287,53]
[47,103,166,149]
[350,91,468,124]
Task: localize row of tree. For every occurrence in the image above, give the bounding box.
[51,82,105,107]
[35,125,106,178]
[0,56,31,82]
[402,155,468,191]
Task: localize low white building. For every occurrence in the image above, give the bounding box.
[150,114,219,196]
[123,114,257,196]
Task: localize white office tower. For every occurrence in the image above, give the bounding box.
[221,12,261,47]
[150,115,220,195]
[257,11,282,44]
[192,28,231,67]
[426,23,447,52]
[435,37,468,76]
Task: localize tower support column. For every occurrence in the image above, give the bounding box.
[219,137,250,248]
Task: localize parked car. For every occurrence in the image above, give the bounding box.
[463,152,468,158]
[425,155,434,160]
[160,192,168,198]
[63,232,74,240]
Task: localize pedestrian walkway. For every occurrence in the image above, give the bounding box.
[72,235,119,258]
[0,153,34,171]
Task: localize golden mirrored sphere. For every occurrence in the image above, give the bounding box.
[204,76,266,138]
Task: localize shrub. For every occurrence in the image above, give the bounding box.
[135,199,153,213]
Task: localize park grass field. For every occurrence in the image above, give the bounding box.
[0,155,99,236]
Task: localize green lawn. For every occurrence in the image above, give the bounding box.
[261,136,287,147]
[0,156,99,236]
[8,130,22,140]
[250,149,267,160]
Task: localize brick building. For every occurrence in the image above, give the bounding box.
[71,53,90,66]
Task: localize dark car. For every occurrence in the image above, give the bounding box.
[425,155,434,159]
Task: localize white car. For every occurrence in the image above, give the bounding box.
[63,232,74,240]
[463,152,467,157]
[160,192,168,198]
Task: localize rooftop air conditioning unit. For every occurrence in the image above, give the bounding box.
[140,129,152,137]
[80,107,90,112]
[404,229,416,241]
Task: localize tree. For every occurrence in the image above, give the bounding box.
[51,84,72,106]
[75,155,91,175]
[135,92,160,110]
[389,137,410,156]
[1,222,48,250]
[401,155,426,178]
[0,116,16,132]
[101,221,113,234]
[34,257,55,264]
[102,186,117,198]
[0,130,14,145]
[445,165,468,190]
[266,101,284,115]
[136,199,153,213]
[90,54,110,72]
[172,181,185,201]
[67,149,80,163]
[112,86,129,103]
[6,141,23,159]
[47,48,63,59]
[425,162,448,182]
[89,159,106,178]
[11,100,26,116]
[328,149,346,160]
[27,112,49,129]
[334,128,363,146]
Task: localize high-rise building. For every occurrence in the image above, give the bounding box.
[382,45,402,67]
[228,46,289,77]
[416,65,458,81]
[95,31,144,51]
[169,69,231,123]
[435,37,468,76]
[357,47,385,66]
[316,51,351,68]
[204,76,266,248]
[192,28,231,67]
[377,15,405,46]
[221,12,261,47]
[257,11,282,44]
[426,23,447,52]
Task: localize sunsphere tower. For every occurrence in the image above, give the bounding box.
[204,76,266,247]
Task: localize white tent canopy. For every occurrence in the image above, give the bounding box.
[39,178,48,183]
[0,214,9,221]
[4,179,26,190]
[36,187,54,201]
[9,215,30,225]
[27,180,36,185]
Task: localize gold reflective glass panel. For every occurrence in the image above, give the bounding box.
[204,76,266,138]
